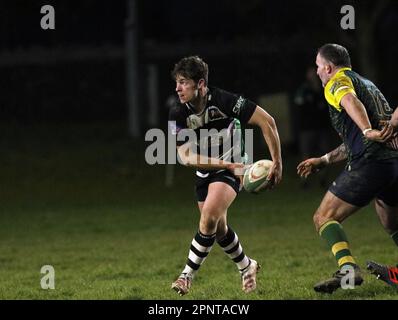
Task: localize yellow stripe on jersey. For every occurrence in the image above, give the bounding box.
[324,67,356,112]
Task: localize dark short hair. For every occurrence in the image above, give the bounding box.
[171,55,209,84]
[318,43,352,68]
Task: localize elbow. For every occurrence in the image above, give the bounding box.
[177,150,189,166]
[184,159,195,167]
[267,115,277,129]
[178,155,190,167]
[177,145,193,167]
[178,153,194,167]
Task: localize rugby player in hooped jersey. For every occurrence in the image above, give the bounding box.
[297,43,398,293]
[168,56,282,296]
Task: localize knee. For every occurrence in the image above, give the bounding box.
[313,212,322,232]
[216,221,228,240]
[313,209,338,233]
[200,207,223,234]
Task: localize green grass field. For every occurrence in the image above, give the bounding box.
[0,123,397,300]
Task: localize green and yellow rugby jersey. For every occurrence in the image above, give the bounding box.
[324,67,398,163]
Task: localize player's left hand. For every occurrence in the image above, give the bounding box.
[297,157,325,178]
[226,162,246,185]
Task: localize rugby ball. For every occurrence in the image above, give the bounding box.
[243,159,273,193]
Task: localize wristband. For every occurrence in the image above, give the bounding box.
[362,128,372,136]
[321,154,330,164]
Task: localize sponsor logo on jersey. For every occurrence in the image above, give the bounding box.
[187,106,228,130]
[207,106,228,121]
[232,96,245,115]
[187,114,205,130]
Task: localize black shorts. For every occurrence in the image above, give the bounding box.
[329,157,398,207]
[195,170,241,202]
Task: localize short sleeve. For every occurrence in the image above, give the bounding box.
[217,89,257,124]
[325,73,356,111]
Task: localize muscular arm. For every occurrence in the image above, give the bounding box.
[324,143,348,165]
[177,143,243,173]
[248,106,282,185]
[297,143,347,178]
[248,106,282,165]
[340,93,372,132]
[341,93,393,142]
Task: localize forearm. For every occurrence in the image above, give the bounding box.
[184,154,232,170]
[177,144,233,170]
[322,143,348,165]
[244,106,282,185]
[260,118,282,165]
[341,93,372,132]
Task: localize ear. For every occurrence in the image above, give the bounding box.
[326,64,333,74]
[197,79,205,89]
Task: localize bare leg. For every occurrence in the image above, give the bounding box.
[374,199,398,235]
[313,191,360,232]
[199,182,236,235]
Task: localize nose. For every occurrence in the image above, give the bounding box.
[175,83,181,92]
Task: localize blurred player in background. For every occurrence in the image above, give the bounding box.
[168,56,282,295]
[297,43,398,293]
[292,65,334,188]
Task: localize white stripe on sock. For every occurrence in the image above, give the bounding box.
[182,265,196,276]
[192,239,212,253]
[222,233,239,251]
[188,250,206,265]
[237,256,250,271]
[228,244,243,259]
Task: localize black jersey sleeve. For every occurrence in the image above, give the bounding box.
[168,104,189,146]
[216,88,257,125]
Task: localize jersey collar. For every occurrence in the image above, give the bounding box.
[327,67,352,86]
[185,88,212,115]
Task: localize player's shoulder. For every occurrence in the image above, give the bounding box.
[327,68,354,94]
[209,86,247,111]
[209,86,239,101]
[331,68,353,84]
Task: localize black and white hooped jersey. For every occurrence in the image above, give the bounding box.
[168,86,257,175]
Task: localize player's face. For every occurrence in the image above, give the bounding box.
[175,75,199,104]
[316,54,331,87]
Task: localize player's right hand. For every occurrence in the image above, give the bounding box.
[266,161,283,189]
[296,157,325,178]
